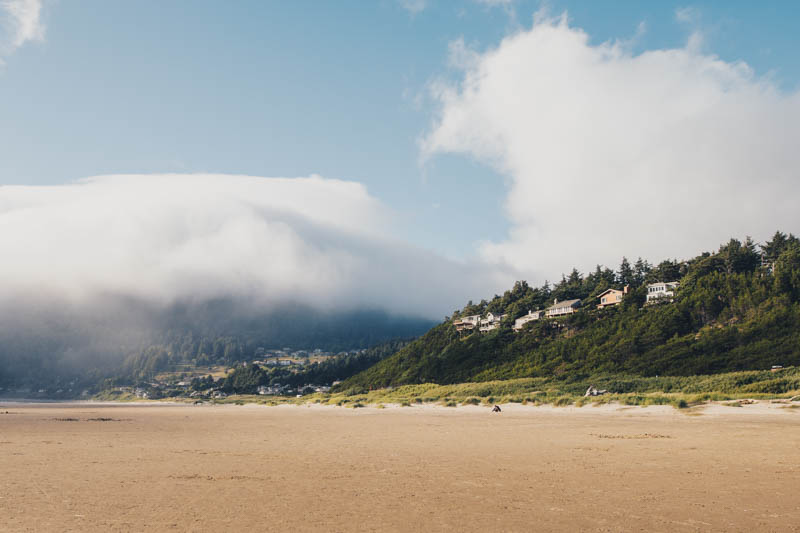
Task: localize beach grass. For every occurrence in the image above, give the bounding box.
[99,366,800,410]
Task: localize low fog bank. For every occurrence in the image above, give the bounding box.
[0,174,509,391]
[0,294,435,392]
[0,174,507,316]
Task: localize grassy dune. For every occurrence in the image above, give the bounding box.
[201,366,800,409]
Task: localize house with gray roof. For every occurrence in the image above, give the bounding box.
[546,298,581,318]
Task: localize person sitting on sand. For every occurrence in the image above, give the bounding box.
[492,405,501,412]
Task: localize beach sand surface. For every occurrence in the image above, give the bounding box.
[1,402,799,532]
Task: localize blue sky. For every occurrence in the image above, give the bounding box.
[3,1,799,260]
[1,1,800,317]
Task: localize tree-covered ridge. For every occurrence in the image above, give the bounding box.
[0,304,433,395]
[115,313,426,385]
[213,339,411,395]
[340,232,800,390]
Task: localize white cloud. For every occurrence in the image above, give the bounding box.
[0,174,506,317]
[476,0,515,15]
[0,0,44,61]
[476,0,514,7]
[423,13,800,280]
[399,0,427,15]
[400,0,514,15]
[675,6,700,24]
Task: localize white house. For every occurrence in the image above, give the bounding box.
[546,299,581,317]
[479,312,507,332]
[513,310,543,331]
[453,314,481,332]
[646,281,680,304]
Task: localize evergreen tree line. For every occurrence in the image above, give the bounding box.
[0,304,432,392]
[204,339,411,394]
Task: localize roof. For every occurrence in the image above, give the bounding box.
[547,299,581,310]
[647,281,679,288]
[596,288,622,298]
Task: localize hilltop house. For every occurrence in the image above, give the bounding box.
[453,314,481,332]
[513,310,542,331]
[479,312,507,332]
[646,281,679,304]
[546,299,581,318]
[597,286,628,309]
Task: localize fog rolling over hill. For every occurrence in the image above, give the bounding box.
[0,294,434,392]
[0,174,502,393]
[0,175,507,316]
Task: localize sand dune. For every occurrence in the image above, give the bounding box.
[1,402,799,532]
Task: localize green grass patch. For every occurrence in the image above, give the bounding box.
[102,366,800,411]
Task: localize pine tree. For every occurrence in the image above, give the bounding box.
[633,257,651,287]
[617,257,634,287]
[762,231,799,263]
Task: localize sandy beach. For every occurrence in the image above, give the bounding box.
[1,401,799,532]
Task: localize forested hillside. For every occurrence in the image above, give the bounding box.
[341,232,800,390]
[211,339,411,394]
[0,302,433,394]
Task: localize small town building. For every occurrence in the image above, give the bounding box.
[513,310,543,331]
[546,299,581,318]
[597,286,628,309]
[646,281,679,304]
[453,314,481,332]
[479,312,507,332]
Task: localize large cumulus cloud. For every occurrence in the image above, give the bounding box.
[423,13,800,279]
[0,174,505,318]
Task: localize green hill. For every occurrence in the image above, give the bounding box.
[340,232,800,391]
[0,302,433,396]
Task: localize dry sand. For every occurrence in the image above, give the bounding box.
[1,401,799,532]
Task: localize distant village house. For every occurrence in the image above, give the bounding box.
[597,286,628,309]
[646,281,679,304]
[453,312,507,333]
[513,310,543,332]
[546,299,581,318]
[453,314,481,332]
[479,312,507,332]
